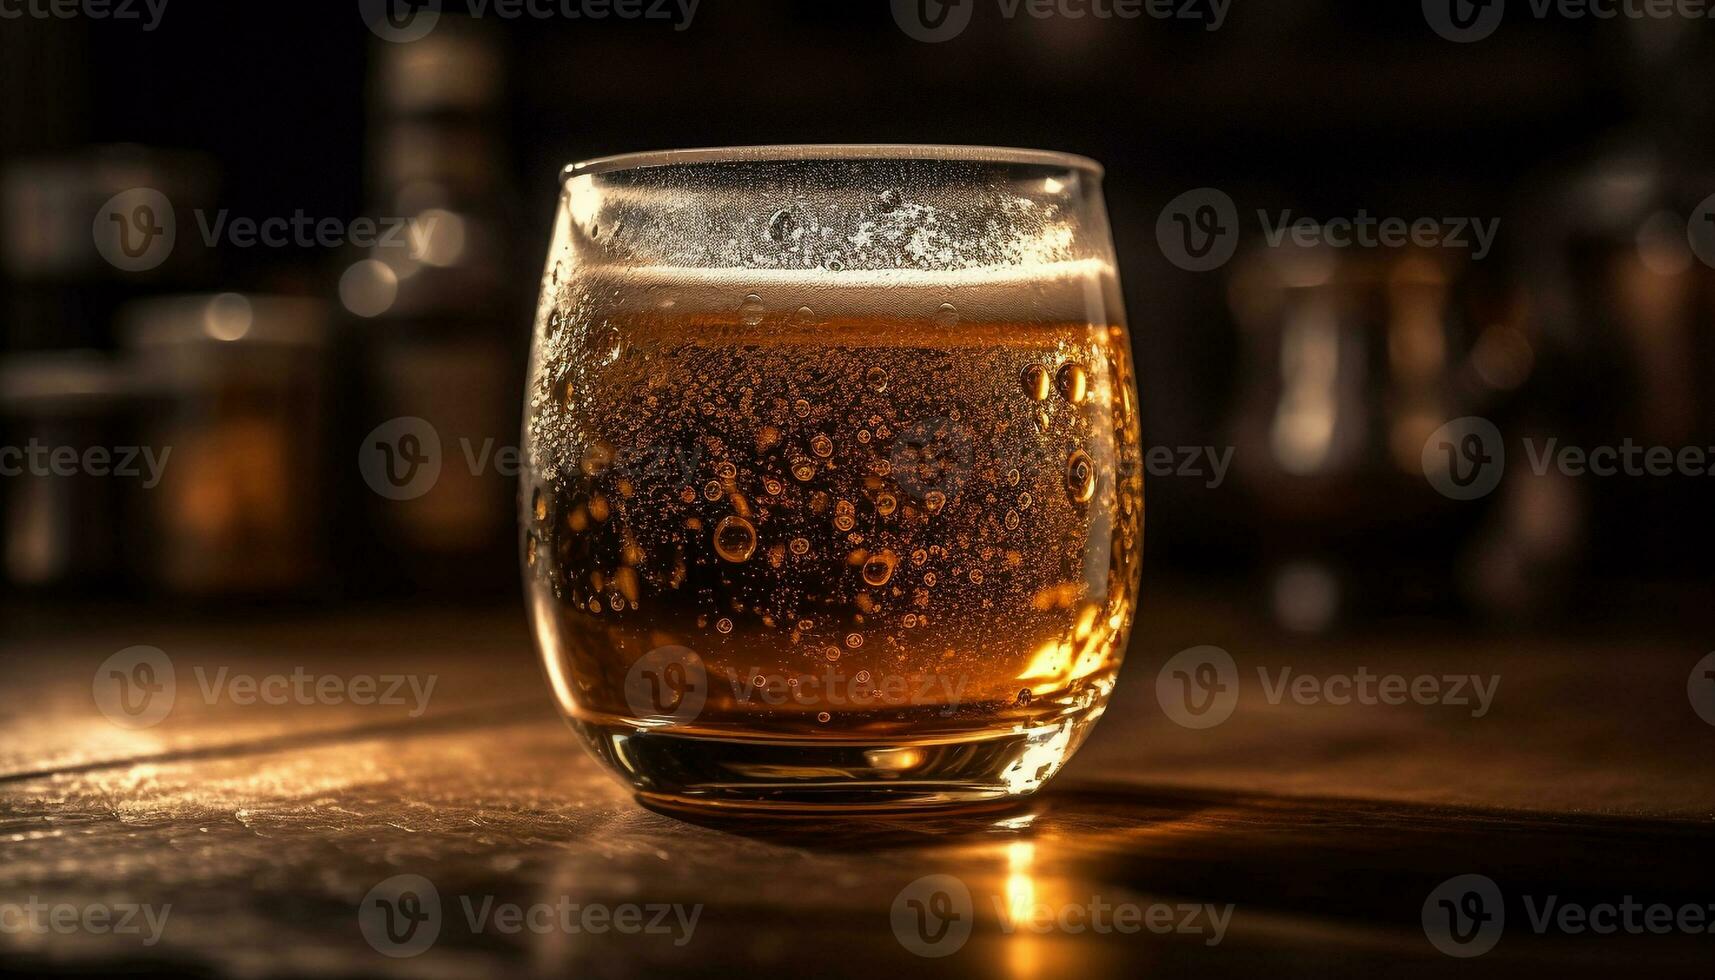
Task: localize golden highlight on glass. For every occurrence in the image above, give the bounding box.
[522,146,1141,812]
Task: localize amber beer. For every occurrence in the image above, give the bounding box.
[522,147,1139,810]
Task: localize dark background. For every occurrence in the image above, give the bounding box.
[3,0,1713,634]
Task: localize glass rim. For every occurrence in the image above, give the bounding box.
[560,144,1104,181]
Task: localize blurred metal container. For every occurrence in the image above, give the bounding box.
[0,351,135,589]
[121,293,329,595]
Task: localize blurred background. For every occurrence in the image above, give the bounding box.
[3,0,1713,636]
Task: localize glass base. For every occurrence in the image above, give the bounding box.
[572,716,1094,815]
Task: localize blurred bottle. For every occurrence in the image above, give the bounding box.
[1,146,217,351]
[122,293,330,596]
[342,17,522,595]
[1226,242,1496,631]
[0,351,135,591]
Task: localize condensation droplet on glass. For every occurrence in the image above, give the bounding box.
[1056,361,1089,404]
[811,434,834,458]
[740,293,765,326]
[1066,449,1097,504]
[845,632,864,649]
[767,208,797,243]
[532,487,547,522]
[1005,509,1020,530]
[866,366,888,392]
[713,515,758,564]
[703,480,723,501]
[716,617,734,634]
[876,492,898,516]
[877,188,902,212]
[1022,363,1052,402]
[924,490,946,513]
[790,536,811,555]
[792,398,812,418]
[716,461,738,481]
[792,456,817,481]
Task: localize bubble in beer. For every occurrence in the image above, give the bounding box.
[877,188,902,212]
[935,303,960,327]
[713,515,758,563]
[1067,449,1097,504]
[716,617,734,634]
[862,550,897,586]
[817,711,831,723]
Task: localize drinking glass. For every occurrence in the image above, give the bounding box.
[522,146,1141,813]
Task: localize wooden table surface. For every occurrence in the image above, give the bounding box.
[2,595,1711,978]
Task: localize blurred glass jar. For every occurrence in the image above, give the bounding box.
[122,294,329,595]
[0,351,135,590]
